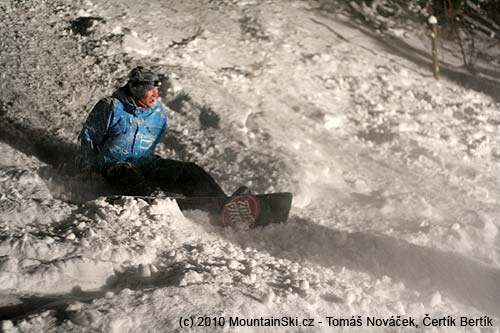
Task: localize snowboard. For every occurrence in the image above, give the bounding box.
[101,192,293,228]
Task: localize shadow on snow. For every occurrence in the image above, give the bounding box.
[226,217,500,316]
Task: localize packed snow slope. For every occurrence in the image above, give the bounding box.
[1,0,500,332]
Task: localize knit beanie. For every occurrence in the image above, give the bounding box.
[127,66,161,97]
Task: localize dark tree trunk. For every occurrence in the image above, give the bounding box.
[433,0,448,25]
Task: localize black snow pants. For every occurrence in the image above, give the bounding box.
[102,158,226,197]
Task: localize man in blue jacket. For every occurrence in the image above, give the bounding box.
[79,66,229,197]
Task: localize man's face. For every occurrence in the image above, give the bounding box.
[139,87,159,107]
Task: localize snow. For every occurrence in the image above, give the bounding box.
[1,0,500,331]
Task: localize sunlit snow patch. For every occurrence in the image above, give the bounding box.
[324,114,344,130]
[123,31,153,57]
[445,211,499,264]
[147,197,186,221]
[293,160,346,209]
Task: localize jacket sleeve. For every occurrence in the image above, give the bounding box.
[78,98,114,172]
[158,106,168,142]
[153,104,168,149]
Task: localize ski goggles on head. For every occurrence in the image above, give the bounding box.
[130,80,161,97]
[132,79,161,87]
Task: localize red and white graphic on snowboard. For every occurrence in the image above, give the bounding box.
[221,195,260,227]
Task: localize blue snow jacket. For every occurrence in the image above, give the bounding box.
[78,86,167,172]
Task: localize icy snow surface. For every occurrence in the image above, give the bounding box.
[1,0,500,332]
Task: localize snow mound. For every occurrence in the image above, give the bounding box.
[0,196,187,294]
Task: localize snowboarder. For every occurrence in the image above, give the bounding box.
[78,66,241,197]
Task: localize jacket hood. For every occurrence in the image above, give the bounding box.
[112,86,133,108]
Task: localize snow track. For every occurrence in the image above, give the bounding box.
[0,150,498,329]
[1,0,500,331]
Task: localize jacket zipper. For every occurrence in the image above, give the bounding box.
[131,117,139,154]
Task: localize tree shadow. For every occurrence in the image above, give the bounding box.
[315,13,500,102]
[0,288,103,322]
[0,296,68,322]
[218,217,500,316]
[0,117,79,175]
[0,261,196,322]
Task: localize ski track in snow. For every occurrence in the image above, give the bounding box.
[1,0,500,332]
